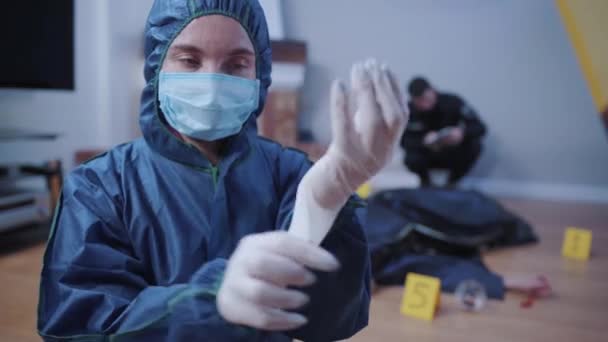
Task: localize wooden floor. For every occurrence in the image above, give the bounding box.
[348,198,608,342]
[0,198,606,342]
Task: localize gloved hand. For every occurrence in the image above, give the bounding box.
[217,231,340,331]
[423,131,440,146]
[442,126,465,146]
[218,60,407,332]
[289,59,409,244]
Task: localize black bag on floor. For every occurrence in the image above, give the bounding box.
[364,188,538,298]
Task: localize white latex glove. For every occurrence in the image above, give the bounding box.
[442,126,465,146]
[289,59,409,245]
[217,231,340,331]
[423,131,440,146]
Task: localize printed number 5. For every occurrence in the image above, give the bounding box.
[409,282,429,309]
[569,233,580,254]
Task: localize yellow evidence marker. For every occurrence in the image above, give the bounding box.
[400,273,441,321]
[356,182,372,199]
[562,227,592,261]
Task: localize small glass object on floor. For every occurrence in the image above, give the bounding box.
[455,280,487,312]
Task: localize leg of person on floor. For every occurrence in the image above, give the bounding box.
[405,152,432,187]
[448,142,482,184]
[429,142,482,186]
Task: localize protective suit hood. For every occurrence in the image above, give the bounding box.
[38,2,371,340]
[139,0,272,167]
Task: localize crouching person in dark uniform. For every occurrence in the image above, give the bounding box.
[400,77,486,186]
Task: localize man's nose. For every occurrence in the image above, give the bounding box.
[199,62,223,74]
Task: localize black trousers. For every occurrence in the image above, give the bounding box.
[405,142,482,185]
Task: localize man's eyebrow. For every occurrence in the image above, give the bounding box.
[168,44,254,57]
[228,47,255,57]
[169,44,203,54]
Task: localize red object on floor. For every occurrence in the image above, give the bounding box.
[520,275,551,309]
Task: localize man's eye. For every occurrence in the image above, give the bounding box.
[179,58,199,68]
[224,59,251,76]
[231,57,251,69]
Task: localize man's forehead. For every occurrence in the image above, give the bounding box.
[170,15,254,54]
[169,43,254,57]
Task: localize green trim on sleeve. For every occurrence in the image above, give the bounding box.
[38,285,220,342]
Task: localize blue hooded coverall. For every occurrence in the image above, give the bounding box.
[37,1,371,341]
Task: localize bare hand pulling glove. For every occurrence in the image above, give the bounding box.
[218,59,409,331]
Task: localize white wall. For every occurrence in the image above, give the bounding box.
[259,0,285,39]
[0,0,108,169]
[283,0,608,202]
[3,0,607,202]
[106,0,153,144]
[0,0,152,170]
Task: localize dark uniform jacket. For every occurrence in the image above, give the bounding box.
[401,93,486,155]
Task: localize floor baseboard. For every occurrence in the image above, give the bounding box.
[460,177,608,204]
[370,165,608,204]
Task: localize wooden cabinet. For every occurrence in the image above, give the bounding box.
[258,40,328,161]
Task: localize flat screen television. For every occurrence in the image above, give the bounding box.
[0,1,74,90]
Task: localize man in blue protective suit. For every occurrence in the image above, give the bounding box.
[37,0,409,341]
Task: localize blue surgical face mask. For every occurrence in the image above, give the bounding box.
[158,72,260,141]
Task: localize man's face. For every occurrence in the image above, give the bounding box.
[412,88,437,112]
[161,15,256,80]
